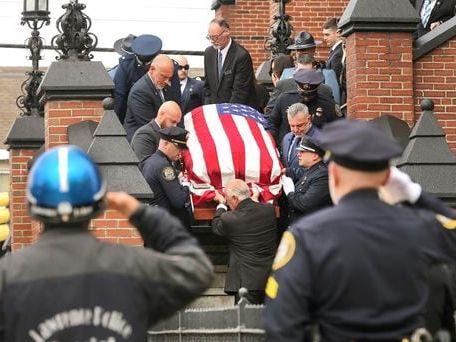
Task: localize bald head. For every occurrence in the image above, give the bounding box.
[176,55,189,81]
[226,179,250,201]
[156,101,182,128]
[149,54,174,89]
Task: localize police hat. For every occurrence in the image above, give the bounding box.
[159,127,188,149]
[296,136,325,157]
[113,34,136,56]
[287,31,322,50]
[131,34,162,60]
[316,120,402,171]
[294,69,324,90]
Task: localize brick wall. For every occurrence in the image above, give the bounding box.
[346,32,415,124]
[90,211,143,246]
[9,149,36,251]
[414,38,456,152]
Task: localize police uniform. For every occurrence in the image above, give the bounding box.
[142,127,192,227]
[267,69,341,146]
[113,34,162,124]
[286,137,331,223]
[263,120,456,341]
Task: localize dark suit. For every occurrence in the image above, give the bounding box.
[181,77,204,114]
[124,74,181,142]
[326,42,343,82]
[281,125,321,183]
[411,0,456,38]
[265,78,333,116]
[131,120,161,171]
[203,39,258,109]
[211,198,277,303]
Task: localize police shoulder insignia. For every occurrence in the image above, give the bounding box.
[436,214,456,230]
[265,276,279,299]
[272,231,296,270]
[161,166,176,181]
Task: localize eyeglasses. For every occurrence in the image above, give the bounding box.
[178,64,189,71]
[206,30,225,41]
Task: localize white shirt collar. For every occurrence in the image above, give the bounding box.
[219,38,232,63]
[331,40,343,52]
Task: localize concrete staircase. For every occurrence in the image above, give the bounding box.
[190,223,233,308]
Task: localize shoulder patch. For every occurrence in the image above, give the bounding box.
[265,276,279,299]
[161,166,176,181]
[436,214,456,230]
[272,231,296,270]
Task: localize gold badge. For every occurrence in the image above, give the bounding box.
[272,231,296,270]
[315,107,324,117]
[265,276,279,299]
[161,166,176,181]
[436,214,456,229]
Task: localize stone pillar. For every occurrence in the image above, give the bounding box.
[4,116,43,250]
[39,61,114,150]
[338,0,419,123]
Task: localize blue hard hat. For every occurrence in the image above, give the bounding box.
[27,145,106,224]
[131,34,162,59]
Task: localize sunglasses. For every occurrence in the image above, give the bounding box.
[178,64,189,71]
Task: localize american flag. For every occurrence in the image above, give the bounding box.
[182,103,283,206]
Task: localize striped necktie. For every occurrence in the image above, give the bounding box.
[218,50,223,77]
[421,0,434,27]
[287,136,300,162]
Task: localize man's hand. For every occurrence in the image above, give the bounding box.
[380,167,422,205]
[106,192,140,218]
[213,190,226,204]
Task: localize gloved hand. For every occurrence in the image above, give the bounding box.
[380,167,421,205]
[281,175,295,196]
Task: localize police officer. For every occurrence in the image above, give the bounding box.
[113,34,162,124]
[142,126,192,227]
[263,119,456,341]
[281,136,332,223]
[0,145,213,340]
[267,68,341,146]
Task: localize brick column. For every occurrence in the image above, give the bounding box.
[5,116,44,251]
[338,0,419,122]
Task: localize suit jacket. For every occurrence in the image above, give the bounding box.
[281,125,321,183]
[411,0,456,37]
[203,39,258,109]
[211,198,277,292]
[131,119,161,171]
[124,74,181,142]
[181,77,204,114]
[265,78,333,116]
[326,42,344,82]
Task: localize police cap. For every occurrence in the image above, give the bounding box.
[287,31,322,50]
[113,34,136,56]
[159,127,188,149]
[131,34,162,60]
[296,136,325,157]
[316,120,402,171]
[294,69,324,90]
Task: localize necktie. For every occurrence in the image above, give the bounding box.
[421,0,434,27]
[158,89,165,102]
[287,136,300,162]
[218,50,223,78]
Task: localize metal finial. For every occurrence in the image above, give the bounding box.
[265,0,293,56]
[420,98,434,112]
[51,0,98,61]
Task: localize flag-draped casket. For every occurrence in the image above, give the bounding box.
[182,103,283,206]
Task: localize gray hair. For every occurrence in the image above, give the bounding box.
[287,103,310,118]
[225,179,250,201]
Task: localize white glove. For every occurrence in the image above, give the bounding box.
[380,167,421,205]
[281,175,295,196]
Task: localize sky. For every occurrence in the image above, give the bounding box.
[0,0,214,68]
